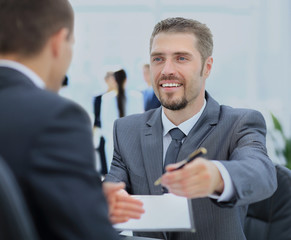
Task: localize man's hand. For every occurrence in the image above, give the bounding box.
[161,158,224,199]
[102,182,145,224]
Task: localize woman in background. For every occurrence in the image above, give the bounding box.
[101,69,144,171]
[93,71,116,175]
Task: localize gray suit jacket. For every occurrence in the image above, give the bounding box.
[106,92,277,240]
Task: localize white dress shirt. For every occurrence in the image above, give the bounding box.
[0,59,45,89]
[161,99,234,202]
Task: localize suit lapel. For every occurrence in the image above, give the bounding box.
[141,108,164,195]
[177,92,220,162]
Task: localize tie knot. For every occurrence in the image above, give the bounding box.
[169,128,185,141]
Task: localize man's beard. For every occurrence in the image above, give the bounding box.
[155,74,188,110]
[159,95,188,111]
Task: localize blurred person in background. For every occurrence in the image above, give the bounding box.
[101,69,143,171]
[93,71,116,175]
[142,63,161,111]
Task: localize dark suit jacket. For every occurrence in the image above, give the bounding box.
[0,67,119,240]
[93,94,107,174]
[94,94,102,127]
[106,92,277,240]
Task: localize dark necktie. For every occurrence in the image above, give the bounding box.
[163,128,186,173]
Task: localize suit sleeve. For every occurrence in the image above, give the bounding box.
[105,120,132,193]
[26,100,119,240]
[218,110,277,207]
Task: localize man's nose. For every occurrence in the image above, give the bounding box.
[161,59,176,76]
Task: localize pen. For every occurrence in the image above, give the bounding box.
[154,147,207,186]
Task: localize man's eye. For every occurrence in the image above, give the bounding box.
[153,57,162,62]
[178,56,186,61]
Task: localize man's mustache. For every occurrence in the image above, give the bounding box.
[159,75,181,81]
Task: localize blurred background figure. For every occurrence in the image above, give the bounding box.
[142,64,161,111]
[93,71,116,175]
[101,69,143,171]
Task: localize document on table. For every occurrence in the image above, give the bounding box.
[114,193,195,232]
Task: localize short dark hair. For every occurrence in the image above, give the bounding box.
[150,17,213,64]
[0,0,74,57]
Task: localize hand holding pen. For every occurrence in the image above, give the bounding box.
[154,147,224,198]
[154,147,207,186]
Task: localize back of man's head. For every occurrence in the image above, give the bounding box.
[0,0,74,57]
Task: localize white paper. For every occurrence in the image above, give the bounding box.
[114,193,195,232]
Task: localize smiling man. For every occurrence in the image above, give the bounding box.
[106,17,277,240]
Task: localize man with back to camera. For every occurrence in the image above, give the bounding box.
[106,17,277,240]
[0,0,144,239]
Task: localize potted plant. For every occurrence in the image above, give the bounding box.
[270,113,291,169]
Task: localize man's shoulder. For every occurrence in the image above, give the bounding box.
[16,87,90,126]
[206,91,264,119]
[218,105,266,128]
[34,88,83,111]
[116,108,160,125]
[220,104,263,118]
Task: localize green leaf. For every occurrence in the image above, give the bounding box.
[270,113,291,169]
[284,139,291,167]
[271,113,284,135]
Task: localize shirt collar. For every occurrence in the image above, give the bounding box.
[162,99,207,137]
[0,59,45,89]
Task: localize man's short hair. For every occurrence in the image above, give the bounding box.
[0,0,74,57]
[150,17,213,64]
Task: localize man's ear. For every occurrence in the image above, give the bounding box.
[50,28,69,58]
[203,56,213,78]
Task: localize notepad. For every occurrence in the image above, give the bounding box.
[114,193,195,232]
